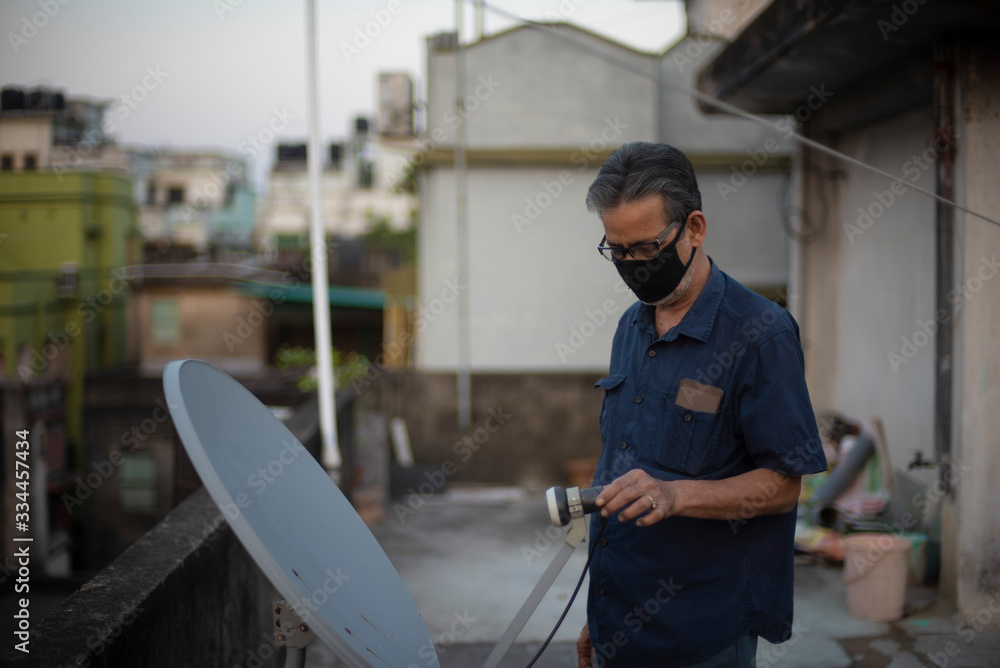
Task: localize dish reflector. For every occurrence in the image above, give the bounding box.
[164,360,438,668]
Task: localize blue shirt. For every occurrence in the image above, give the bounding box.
[587,260,827,667]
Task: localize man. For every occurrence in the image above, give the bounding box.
[577,142,827,667]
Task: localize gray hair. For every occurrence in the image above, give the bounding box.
[586,142,702,226]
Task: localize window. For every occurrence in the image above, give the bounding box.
[0,155,12,171]
[119,452,157,512]
[22,154,37,170]
[166,186,185,205]
[146,181,156,205]
[276,234,302,249]
[151,297,180,344]
[357,159,374,189]
[56,262,78,297]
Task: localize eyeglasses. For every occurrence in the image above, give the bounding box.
[597,222,679,262]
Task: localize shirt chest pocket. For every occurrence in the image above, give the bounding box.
[654,396,723,476]
[595,374,626,445]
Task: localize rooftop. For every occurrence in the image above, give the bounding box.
[4,486,998,667]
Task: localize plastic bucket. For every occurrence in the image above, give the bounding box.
[843,533,912,621]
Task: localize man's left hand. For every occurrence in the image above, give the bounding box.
[596,469,677,527]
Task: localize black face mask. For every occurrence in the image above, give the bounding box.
[613,222,697,304]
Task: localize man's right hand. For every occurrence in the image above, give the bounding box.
[577,622,594,667]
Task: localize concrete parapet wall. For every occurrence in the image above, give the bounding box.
[379,371,605,488]
[2,489,279,668]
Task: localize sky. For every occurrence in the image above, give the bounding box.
[0,0,686,186]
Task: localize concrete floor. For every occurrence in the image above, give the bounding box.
[304,486,1000,668]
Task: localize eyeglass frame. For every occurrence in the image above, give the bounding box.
[597,220,682,262]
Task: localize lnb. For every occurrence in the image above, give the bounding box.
[545,485,605,526]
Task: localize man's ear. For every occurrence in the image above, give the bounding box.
[686,211,707,248]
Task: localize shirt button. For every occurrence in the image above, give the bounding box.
[683,412,692,422]
[598,587,606,595]
[635,395,642,404]
[620,442,628,450]
[648,350,656,357]
[601,538,609,546]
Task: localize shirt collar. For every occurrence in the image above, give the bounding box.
[632,257,725,343]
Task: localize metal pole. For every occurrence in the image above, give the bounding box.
[284,647,306,668]
[786,143,805,325]
[481,517,588,668]
[932,37,956,491]
[306,0,341,470]
[455,0,472,429]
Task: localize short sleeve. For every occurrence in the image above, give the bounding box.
[736,330,828,477]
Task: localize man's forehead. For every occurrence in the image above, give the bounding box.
[602,195,673,245]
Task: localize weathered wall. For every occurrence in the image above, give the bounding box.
[954,37,1000,627]
[799,105,938,490]
[379,372,605,489]
[79,373,319,570]
[798,145,842,413]
[833,106,937,485]
[685,0,773,39]
[135,285,268,375]
[419,23,792,374]
[427,25,657,148]
[659,37,792,156]
[0,115,53,168]
[0,488,280,667]
[419,162,788,372]
[419,23,658,374]
[419,164,621,372]
[81,375,181,569]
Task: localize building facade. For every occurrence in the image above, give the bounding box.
[138,150,257,256]
[257,118,417,256]
[697,0,1000,626]
[416,22,793,373]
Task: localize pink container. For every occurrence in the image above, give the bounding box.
[843,533,912,621]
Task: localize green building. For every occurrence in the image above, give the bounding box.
[0,170,139,445]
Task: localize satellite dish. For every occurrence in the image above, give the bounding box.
[164,360,439,668]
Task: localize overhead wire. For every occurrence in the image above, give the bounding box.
[777,158,844,244]
[474,0,1000,229]
[449,5,990,664]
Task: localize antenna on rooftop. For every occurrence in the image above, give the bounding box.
[165,359,593,667]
